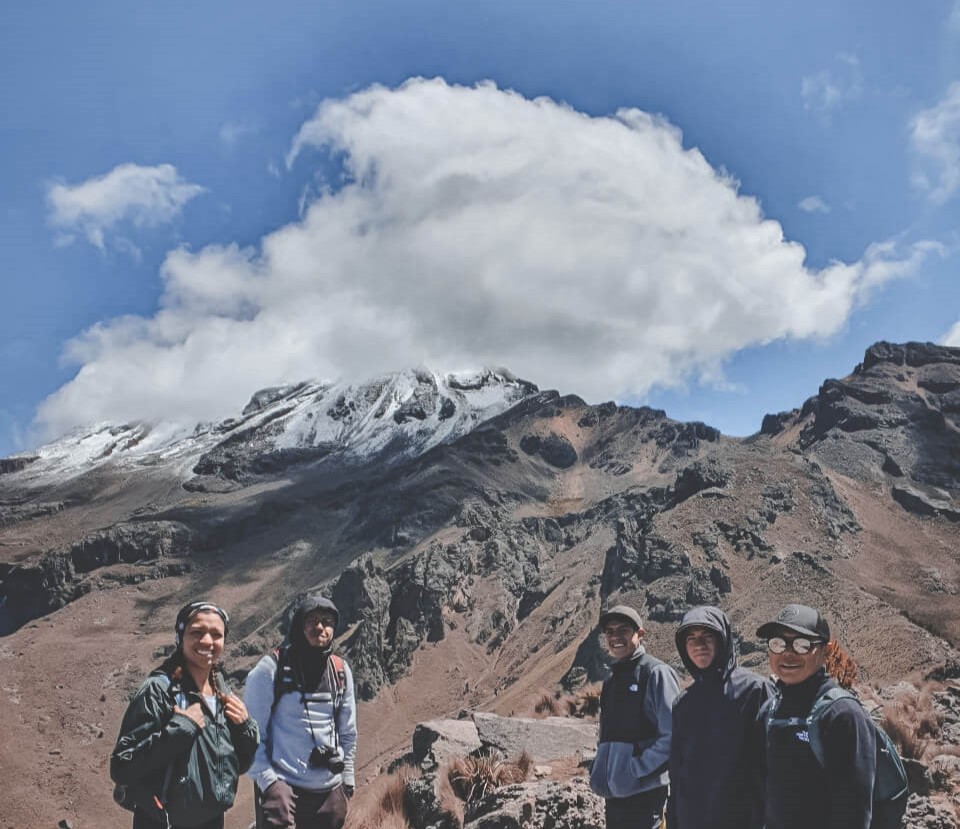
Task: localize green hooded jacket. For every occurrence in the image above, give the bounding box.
[110,667,259,827]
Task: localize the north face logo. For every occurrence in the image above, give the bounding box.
[796,730,810,743]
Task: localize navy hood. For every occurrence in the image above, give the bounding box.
[675,605,735,678]
[286,592,340,651]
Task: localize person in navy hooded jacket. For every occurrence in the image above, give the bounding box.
[667,605,773,829]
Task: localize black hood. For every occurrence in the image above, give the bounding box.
[675,605,735,678]
[286,592,340,651]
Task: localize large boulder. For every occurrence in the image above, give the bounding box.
[413,719,483,766]
[472,713,597,762]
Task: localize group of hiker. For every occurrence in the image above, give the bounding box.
[110,592,356,829]
[109,594,905,829]
[590,601,907,829]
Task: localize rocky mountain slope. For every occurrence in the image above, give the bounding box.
[1,343,959,829]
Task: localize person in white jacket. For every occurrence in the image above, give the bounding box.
[245,594,357,829]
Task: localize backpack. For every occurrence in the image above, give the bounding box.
[767,686,909,829]
[112,674,188,815]
[267,646,346,714]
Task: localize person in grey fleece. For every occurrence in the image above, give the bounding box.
[589,605,681,829]
[245,593,357,829]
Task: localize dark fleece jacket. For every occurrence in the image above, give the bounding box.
[764,669,876,829]
[667,606,773,829]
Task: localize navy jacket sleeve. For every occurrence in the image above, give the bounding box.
[745,679,775,829]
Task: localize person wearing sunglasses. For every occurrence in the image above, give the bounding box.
[757,604,876,829]
[589,605,680,829]
[667,606,773,829]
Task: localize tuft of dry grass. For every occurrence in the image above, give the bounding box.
[436,761,466,826]
[880,687,943,762]
[567,686,601,718]
[447,751,532,803]
[534,693,559,715]
[343,764,419,829]
[529,684,602,720]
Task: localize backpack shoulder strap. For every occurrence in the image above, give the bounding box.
[328,654,346,710]
[268,646,290,714]
[807,687,856,767]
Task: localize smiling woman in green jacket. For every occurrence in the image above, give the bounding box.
[110,601,260,829]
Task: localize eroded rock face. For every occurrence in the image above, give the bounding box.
[794,342,960,489]
[0,456,38,474]
[464,778,605,829]
[673,457,734,503]
[892,485,960,522]
[0,521,193,634]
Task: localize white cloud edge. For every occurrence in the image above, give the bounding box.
[46,162,205,251]
[910,82,960,205]
[798,195,831,214]
[801,52,863,116]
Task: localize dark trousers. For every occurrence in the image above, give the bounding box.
[605,786,668,829]
[132,809,224,829]
[255,780,348,829]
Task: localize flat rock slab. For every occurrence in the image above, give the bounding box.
[412,718,483,764]
[473,712,598,761]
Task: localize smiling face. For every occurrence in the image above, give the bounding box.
[767,627,827,685]
[602,618,642,661]
[302,608,337,649]
[684,626,720,671]
[181,611,225,675]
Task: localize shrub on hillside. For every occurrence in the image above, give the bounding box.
[447,751,533,803]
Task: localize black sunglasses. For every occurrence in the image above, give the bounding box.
[767,636,822,655]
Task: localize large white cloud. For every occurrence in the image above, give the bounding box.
[47,162,205,250]
[911,82,960,204]
[36,78,937,439]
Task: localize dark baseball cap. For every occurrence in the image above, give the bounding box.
[600,605,644,631]
[756,603,830,641]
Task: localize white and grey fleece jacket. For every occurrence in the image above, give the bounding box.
[244,653,357,794]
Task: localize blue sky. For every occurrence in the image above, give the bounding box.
[2,1,959,457]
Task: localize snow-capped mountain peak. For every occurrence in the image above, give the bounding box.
[2,368,538,488]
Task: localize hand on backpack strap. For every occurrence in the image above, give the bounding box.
[174,702,206,728]
[222,693,250,724]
